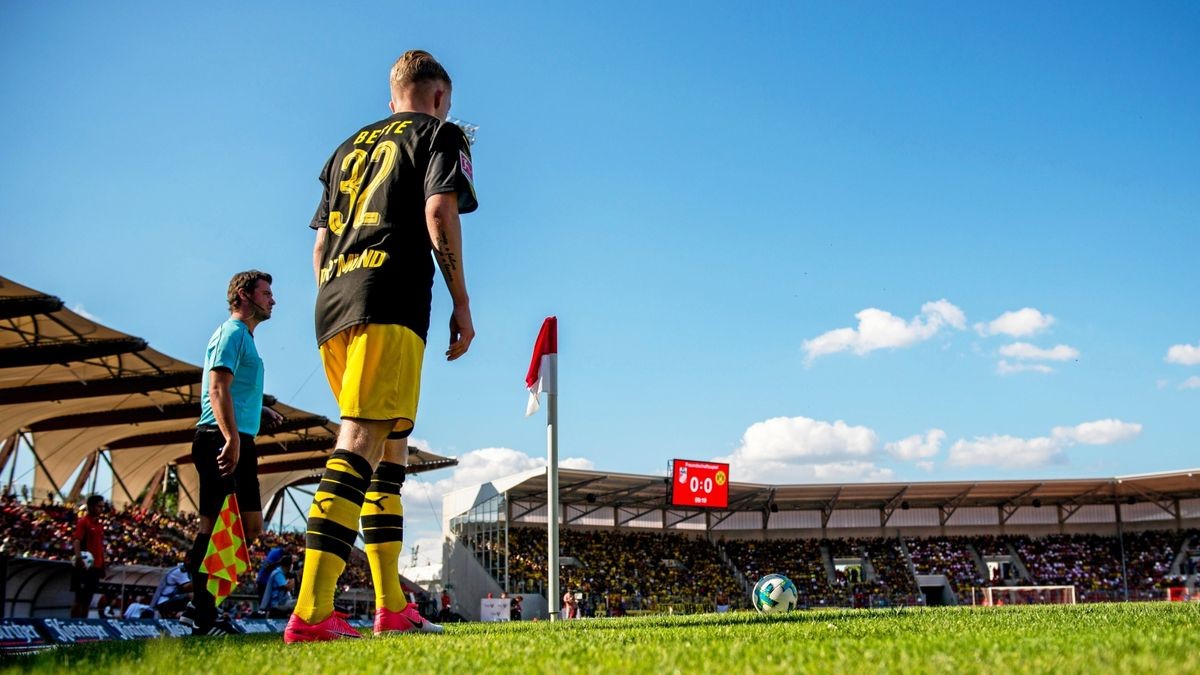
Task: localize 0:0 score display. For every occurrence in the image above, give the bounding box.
[670,459,730,509]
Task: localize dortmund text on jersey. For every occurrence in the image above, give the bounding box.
[310,112,477,345]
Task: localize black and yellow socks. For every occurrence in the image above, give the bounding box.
[362,461,407,612]
[294,450,371,623]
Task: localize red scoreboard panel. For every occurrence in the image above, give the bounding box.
[670,459,730,509]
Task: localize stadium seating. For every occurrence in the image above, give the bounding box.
[5,495,1196,615]
[0,496,372,596]
[506,527,745,613]
[1123,530,1190,598]
[825,537,919,607]
[1012,530,1190,602]
[1012,534,1124,602]
[905,537,985,602]
[720,537,829,607]
[500,526,1198,610]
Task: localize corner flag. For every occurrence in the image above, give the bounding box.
[525,316,557,416]
[202,493,250,606]
[524,316,561,620]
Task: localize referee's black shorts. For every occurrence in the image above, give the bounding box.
[191,427,261,518]
[70,567,102,603]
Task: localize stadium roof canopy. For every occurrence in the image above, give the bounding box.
[447,467,1200,532]
[0,275,456,512]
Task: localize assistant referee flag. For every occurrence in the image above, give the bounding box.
[201,493,250,606]
[525,317,557,416]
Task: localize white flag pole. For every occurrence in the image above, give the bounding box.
[546,352,560,621]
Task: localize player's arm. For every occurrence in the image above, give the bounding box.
[313,227,328,286]
[426,193,473,360]
[208,368,240,476]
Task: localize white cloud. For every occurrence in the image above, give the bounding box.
[1166,342,1200,366]
[714,458,895,484]
[994,343,1078,375]
[996,360,1054,375]
[975,308,1055,337]
[732,416,877,462]
[885,429,946,461]
[1051,419,1142,445]
[947,435,1064,469]
[406,446,595,508]
[400,534,447,568]
[715,416,885,483]
[1181,376,1200,390]
[402,445,594,567]
[802,461,894,483]
[998,342,1079,361]
[802,299,966,363]
[915,461,935,472]
[948,418,1142,469]
[71,303,102,322]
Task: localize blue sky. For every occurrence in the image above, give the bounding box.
[2,2,1197,562]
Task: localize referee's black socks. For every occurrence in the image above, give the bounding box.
[186,532,215,624]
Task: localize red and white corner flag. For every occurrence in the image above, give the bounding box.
[525,316,558,416]
[526,316,561,620]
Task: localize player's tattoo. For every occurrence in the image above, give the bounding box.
[436,231,458,274]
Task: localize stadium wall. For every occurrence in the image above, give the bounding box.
[444,538,515,621]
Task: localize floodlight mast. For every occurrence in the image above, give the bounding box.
[448,117,479,145]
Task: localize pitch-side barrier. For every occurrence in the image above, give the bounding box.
[0,617,374,655]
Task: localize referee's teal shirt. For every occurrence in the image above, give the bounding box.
[197,318,263,436]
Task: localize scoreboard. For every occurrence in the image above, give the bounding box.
[669,459,730,509]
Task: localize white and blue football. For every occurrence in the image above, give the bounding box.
[752,573,798,614]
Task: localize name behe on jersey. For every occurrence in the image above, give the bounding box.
[310,112,477,345]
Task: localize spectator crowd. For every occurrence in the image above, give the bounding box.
[506,527,745,614]
[498,525,1199,610]
[5,493,1197,617]
[906,537,985,602]
[0,495,374,603]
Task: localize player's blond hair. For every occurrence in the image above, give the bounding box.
[389,50,451,98]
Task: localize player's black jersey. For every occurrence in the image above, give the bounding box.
[310,112,477,345]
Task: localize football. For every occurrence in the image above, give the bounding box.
[752,573,797,614]
[80,551,94,569]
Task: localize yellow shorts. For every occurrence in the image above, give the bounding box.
[319,323,424,434]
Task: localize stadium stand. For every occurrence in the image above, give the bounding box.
[1011,530,1191,602]
[479,523,1200,611]
[826,537,920,607]
[0,495,197,568]
[0,496,373,604]
[1123,530,1190,596]
[506,527,745,614]
[720,537,829,608]
[1011,533,1124,602]
[905,536,985,603]
[5,487,1198,623]
[439,467,1200,619]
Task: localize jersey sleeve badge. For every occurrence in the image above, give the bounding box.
[459,150,474,185]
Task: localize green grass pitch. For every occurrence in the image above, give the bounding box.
[5,603,1199,674]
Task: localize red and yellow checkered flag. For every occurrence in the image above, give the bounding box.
[201,493,250,606]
